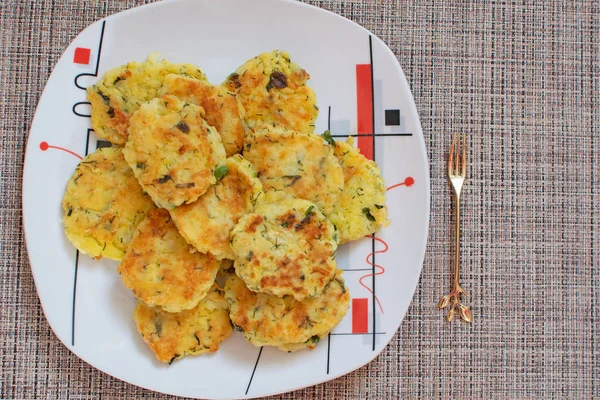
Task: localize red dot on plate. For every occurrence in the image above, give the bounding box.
[404,176,415,187]
[40,141,49,151]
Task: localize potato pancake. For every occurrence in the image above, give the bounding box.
[118,209,220,313]
[62,147,155,261]
[170,154,263,260]
[160,74,245,156]
[223,50,318,133]
[328,140,390,242]
[243,125,343,215]
[134,284,232,363]
[87,54,206,145]
[123,95,226,209]
[230,198,338,301]
[224,271,349,349]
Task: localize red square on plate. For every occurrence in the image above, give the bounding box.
[73,47,91,65]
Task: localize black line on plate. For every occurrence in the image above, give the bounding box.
[326,104,332,376]
[245,347,263,395]
[72,102,92,118]
[330,133,413,137]
[71,250,80,346]
[74,20,106,90]
[330,332,387,336]
[369,35,376,158]
[326,333,331,374]
[85,129,92,156]
[369,34,377,352]
[71,23,105,348]
[341,268,374,272]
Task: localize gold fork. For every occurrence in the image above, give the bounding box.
[438,133,472,323]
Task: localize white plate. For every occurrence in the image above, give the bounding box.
[22,0,430,398]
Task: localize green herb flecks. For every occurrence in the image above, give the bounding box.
[374,204,384,209]
[97,89,110,105]
[228,72,241,89]
[336,278,347,294]
[321,130,335,146]
[251,191,263,207]
[295,208,315,231]
[168,354,180,365]
[175,121,189,133]
[214,165,229,181]
[284,175,301,187]
[157,175,173,184]
[153,318,163,337]
[266,71,287,91]
[175,182,195,189]
[298,317,315,329]
[362,207,376,222]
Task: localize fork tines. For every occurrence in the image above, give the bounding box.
[448,133,467,178]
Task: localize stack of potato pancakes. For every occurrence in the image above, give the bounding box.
[62,51,389,364]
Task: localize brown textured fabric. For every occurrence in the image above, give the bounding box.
[2,0,599,398]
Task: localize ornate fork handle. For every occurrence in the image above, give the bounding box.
[438,133,472,323]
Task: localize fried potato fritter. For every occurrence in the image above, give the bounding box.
[134,284,232,363]
[160,74,245,156]
[243,125,344,215]
[87,54,207,145]
[277,333,327,352]
[224,271,349,349]
[62,147,156,260]
[223,50,318,133]
[328,140,390,242]
[118,209,220,313]
[230,198,338,301]
[123,95,226,209]
[170,154,263,260]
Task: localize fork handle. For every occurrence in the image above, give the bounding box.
[453,193,461,290]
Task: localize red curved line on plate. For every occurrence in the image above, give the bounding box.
[40,141,83,160]
[359,236,389,314]
[387,176,415,191]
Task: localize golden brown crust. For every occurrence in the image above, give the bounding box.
[223,50,318,133]
[134,284,232,363]
[118,209,220,313]
[123,95,226,209]
[224,271,349,349]
[230,198,338,301]
[277,333,326,352]
[328,140,390,242]
[169,154,263,260]
[87,55,207,145]
[160,74,245,156]
[62,147,156,260]
[242,125,344,215]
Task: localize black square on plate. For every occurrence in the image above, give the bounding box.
[385,109,400,126]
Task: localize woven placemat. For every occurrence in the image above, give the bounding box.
[2,0,599,398]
